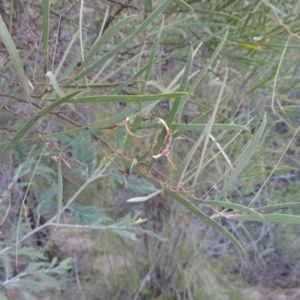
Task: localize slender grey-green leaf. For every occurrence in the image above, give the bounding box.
[79,0,85,62]
[253,201,300,213]
[45,71,65,97]
[227,213,300,224]
[271,35,290,113]
[141,123,248,131]
[48,92,188,103]
[119,157,245,253]
[127,189,162,203]
[42,0,50,75]
[0,14,30,97]
[64,82,125,89]
[192,199,264,221]
[164,189,245,253]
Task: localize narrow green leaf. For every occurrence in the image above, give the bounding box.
[141,123,248,131]
[73,0,172,80]
[0,14,30,97]
[227,213,300,224]
[79,0,85,62]
[162,27,187,39]
[164,189,245,253]
[64,82,125,89]
[253,201,300,213]
[217,114,267,199]
[42,0,50,75]
[118,157,245,253]
[48,92,188,103]
[45,71,65,97]
[8,102,156,147]
[0,90,82,160]
[127,189,162,202]
[192,199,264,221]
[272,35,290,113]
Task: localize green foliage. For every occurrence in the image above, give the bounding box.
[36,184,57,215]
[108,168,159,194]
[69,203,111,225]
[71,135,97,177]
[1,0,300,298]
[0,247,72,299]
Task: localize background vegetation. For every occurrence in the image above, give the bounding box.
[1,0,300,299]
